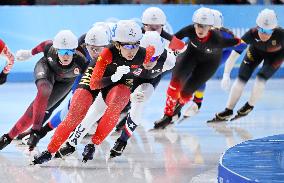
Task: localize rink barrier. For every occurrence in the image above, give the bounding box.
[218,134,284,183]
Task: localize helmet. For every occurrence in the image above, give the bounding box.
[85,25,110,46]
[211,9,223,29]
[140,31,165,57]
[53,30,78,49]
[142,7,166,25]
[93,22,112,40]
[192,7,214,26]
[256,8,278,30]
[112,20,143,43]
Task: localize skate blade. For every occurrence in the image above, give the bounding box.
[149,124,172,132]
[106,154,116,163]
[230,114,246,121]
[207,118,228,123]
[29,161,37,166]
[177,116,189,124]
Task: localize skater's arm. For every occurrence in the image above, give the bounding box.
[31,40,53,55]
[167,25,193,51]
[0,39,14,74]
[162,50,176,72]
[221,29,247,54]
[90,48,113,90]
[174,25,194,40]
[160,29,173,41]
[16,40,53,61]
[218,31,242,48]
[223,50,241,76]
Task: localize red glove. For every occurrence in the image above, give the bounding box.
[169,36,185,51]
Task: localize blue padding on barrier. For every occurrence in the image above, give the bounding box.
[218,134,284,183]
[7,72,34,82]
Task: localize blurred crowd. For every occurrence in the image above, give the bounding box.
[0,0,283,5]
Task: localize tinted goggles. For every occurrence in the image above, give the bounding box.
[257,27,273,35]
[57,49,75,56]
[120,42,140,50]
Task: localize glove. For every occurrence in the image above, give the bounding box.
[130,91,145,103]
[221,73,231,91]
[168,36,185,50]
[0,71,8,85]
[111,65,130,82]
[16,49,32,61]
[172,44,188,56]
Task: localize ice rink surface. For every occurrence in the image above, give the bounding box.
[0,79,284,183]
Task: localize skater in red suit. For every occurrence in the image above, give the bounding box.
[32,20,154,164]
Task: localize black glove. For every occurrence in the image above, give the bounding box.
[0,71,8,85]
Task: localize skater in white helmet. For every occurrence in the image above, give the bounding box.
[32,20,155,164]
[0,30,88,151]
[208,9,284,122]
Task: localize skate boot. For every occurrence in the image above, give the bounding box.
[153,115,173,129]
[54,142,76,158]
[115,115,127,133]
[231,102,254,121]
[37,123,53,139]
[169,102,184,123]
[16,129,32,140]
[0,134,12,150]
[82,144,95,163]
[109,138,127,159]
[184,102,199,118]
[171,112,181,122]
[27,129,41,151]
[32,150,52,165]
[207,108,233,123]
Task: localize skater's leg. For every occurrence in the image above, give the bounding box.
[47,88,93,153]
[91,84,130,145]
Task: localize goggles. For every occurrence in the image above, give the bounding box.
[150,56,159,62]
[86,45,105,53]
[120,42,140,50]
[257,27,273,35]
[57,49,75,56]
